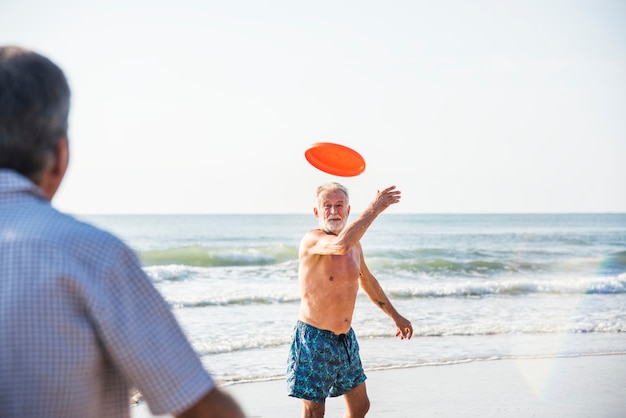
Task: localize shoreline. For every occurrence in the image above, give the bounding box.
[133,353,626,417]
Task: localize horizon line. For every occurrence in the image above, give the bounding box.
[71,211,626,216]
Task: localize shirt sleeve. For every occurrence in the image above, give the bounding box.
[89,243,215,416]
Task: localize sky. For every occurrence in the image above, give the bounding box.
[2,0,625,214]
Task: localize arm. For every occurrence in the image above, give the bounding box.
[358,248,413,340]
[93,244,245,417]
[176,387,245,418]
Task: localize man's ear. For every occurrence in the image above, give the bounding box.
[39,136,69,200]
[54,136,69,176]
[313,207,319,219]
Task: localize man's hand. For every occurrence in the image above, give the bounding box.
[373,186,401,212]
[394,315,413,340]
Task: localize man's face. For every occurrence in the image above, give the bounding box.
[314,190,350,235]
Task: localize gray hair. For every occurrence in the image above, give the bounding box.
[315,182,349,205]
[0,46,71,182]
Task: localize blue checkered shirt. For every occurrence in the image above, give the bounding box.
[0,170,215,417]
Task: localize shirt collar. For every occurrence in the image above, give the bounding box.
[0,169,47,201]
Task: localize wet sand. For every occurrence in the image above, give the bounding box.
[133,354,626,417]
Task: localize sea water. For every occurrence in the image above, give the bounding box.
[79,213,626,385]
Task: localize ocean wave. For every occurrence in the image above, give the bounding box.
[368,253,623,278]
[341,318,620,340]
[362,329,626,340]
[387,275,626,298]
[168,294,300,308]
[144,262,298,284]
[139,244,298,267]
[153,276,626,310]
[193,336,288,356]
[191,324,626,357]
[387,258,516,276]
[138,244,626,284]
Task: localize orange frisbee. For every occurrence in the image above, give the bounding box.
[305,142,366,177]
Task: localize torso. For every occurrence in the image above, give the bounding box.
[298,231,362,334]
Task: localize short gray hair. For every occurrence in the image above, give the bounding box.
[315,182,349,205]
[0,46,71,181]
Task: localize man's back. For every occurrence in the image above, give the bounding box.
[1,45,244,418]
[0,170,214,417]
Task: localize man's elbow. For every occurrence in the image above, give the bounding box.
[331,241,354,255]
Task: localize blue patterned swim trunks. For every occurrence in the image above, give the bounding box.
[286,320,367,403]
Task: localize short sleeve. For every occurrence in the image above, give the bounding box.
[89,244,215,415]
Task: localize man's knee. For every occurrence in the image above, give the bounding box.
[361,397,371,416]
[303,399,325,418]
[344,383,370,417]
[351,396,370,417]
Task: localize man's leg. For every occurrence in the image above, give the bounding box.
[342,382,370,418]
[302,399,325,418]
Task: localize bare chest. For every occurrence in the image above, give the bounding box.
[309,250,361,291]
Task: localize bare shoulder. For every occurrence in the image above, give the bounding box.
[300,228,324,246]
[301,228,341,259]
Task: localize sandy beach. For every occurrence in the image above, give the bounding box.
[132,354,626,417]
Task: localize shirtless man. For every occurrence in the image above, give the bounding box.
[287,182,413,418]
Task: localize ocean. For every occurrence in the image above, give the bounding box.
[79,213,626,386]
